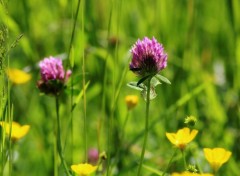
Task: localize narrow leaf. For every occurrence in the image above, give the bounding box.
[142,164,164,176]
[127,82,144,91]
[71,81,90,111]
[155,74,171,84]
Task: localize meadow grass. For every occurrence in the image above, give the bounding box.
[0,0,240,175]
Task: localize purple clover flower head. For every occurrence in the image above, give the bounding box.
[88,148,99,165]
[39,56,70,82]
[130,37,167,77]
[37,56,71,95]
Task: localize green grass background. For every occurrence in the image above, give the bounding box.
[1,0,240,175]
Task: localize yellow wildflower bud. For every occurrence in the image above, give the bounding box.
[125,95,139,110]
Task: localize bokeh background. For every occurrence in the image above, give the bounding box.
[1,0,239,175]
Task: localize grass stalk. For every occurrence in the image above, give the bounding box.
[69,0,81,164]
[103,1,113,175]
[81,0,88,162]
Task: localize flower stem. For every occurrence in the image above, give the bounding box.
[55,96,71,176]
[162,148,177,176]
[54,136,58,176]
[137,78,151,176]
[181,150,187,169]
[121,110,130,141]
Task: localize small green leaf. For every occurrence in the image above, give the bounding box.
[142,164,164,176]
[141,87,157,101]
[151,76,161,87]
[155,74,171,84]
[127,82,145,91]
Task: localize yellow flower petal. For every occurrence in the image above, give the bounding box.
[203,148,231,172]
[166,133,177,145]
[71,163,97,176]
[166,127,198,150]
[171,172,213,176]
[7,68,31,84]
[186,129,198,143]
[0,121,30,140]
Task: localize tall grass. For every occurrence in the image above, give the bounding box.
[0,0,239,175]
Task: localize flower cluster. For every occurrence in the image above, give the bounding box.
[130,37,167,77]
[166,125,231,175]
[37,56,71,95]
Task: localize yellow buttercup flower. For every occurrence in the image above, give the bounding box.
[125,95,139,110]
[203,148,232,172]
[171,172,213,176]
[7,68,31,84]
[71,163,97,176]
[166,127,198,150]
[0,121,30,140]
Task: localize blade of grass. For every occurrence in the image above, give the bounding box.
[81,0,88,162]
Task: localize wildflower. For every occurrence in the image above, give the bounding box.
[171,171,213,176]
[203,148,231,172]
[184,116,197,127]
[125,95,139,110]
[0,121,30,141]
[166,127,198,150]
[88,148,99,165]
[37,56,71,95]
[71,163,97,176]
[7,68,31,84]
[130,37,167,77]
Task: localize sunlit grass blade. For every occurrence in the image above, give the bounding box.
[71,81,90,112]
[142,164,163,176]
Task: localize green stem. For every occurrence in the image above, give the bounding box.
[181,150,187,169]
[137,78,151,176]
[54,135,58,176]
[121,110,130,141]
[162,148,177,176]
[55,96,71,176]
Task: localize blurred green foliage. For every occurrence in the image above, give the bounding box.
[0,0,240,175]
